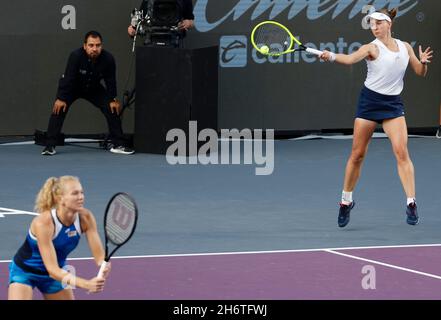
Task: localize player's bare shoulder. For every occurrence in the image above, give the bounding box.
[78,208,96,232]
[31,211,54,235]
[365,43,379,60]
[368,42,380,60]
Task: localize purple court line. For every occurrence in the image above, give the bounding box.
[1,245,441,300]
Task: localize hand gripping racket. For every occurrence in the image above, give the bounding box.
[251,20,323,57]
[97,192,138,278]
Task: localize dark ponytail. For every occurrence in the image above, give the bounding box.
[379,8,398,21]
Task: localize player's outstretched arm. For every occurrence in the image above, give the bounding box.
[321,43,376,65]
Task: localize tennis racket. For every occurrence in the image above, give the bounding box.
[97,192,138,278]
[251,20,323,57]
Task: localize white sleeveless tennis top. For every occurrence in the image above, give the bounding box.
[364,38,409,95]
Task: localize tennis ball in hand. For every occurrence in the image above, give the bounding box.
[260,45,270,54]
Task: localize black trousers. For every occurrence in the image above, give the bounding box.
[46,86,126,147]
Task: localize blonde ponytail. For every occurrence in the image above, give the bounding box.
[34,176,80,212]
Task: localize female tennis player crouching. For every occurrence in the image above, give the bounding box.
[8,176,111,299]
[320,8,433,228]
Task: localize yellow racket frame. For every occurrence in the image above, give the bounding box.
[251,21,302,56]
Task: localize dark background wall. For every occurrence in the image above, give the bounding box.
[0,0,440,136]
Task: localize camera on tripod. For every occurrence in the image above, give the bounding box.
[131,0,183,47]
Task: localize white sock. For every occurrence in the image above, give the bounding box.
[407,197,416,206]
[341,191,353,205]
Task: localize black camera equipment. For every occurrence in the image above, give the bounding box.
[131,0,182,48]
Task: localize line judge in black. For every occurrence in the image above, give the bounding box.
[127,0,195,42]
[41,31,134,156]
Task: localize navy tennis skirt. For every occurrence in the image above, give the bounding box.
[356,86,405,123]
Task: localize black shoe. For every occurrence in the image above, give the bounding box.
[110,145,135,155]
[406,202,419,225]
[338,201,355,228]
[41,146,56,156]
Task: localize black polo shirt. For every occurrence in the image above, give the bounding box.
[56,48,117,102]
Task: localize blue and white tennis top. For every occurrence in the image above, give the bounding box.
[13,209,82,275]
[364,38,409,96]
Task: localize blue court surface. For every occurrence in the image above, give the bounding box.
[1,136,441,303]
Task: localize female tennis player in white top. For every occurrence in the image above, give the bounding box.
[320,8,433,227]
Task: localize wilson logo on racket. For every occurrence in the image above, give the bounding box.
[111,202,132,230]
[97,192,139,279]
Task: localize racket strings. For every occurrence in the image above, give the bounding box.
[105,195,137,245]
[254,24,291,54]
[106,221,133,244]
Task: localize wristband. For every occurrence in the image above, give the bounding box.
[329,52,336,62]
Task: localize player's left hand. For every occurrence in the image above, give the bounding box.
[419,45,433,64]
[110,100,121,115]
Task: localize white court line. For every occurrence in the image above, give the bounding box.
[216,134,434,142]
[0,138,102,146]
[0,207,21,212]
[325,249,441,281]
[290,133,435,141]
[0,207,38,216]
[1,243,440,263]
[1,135,434,146]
